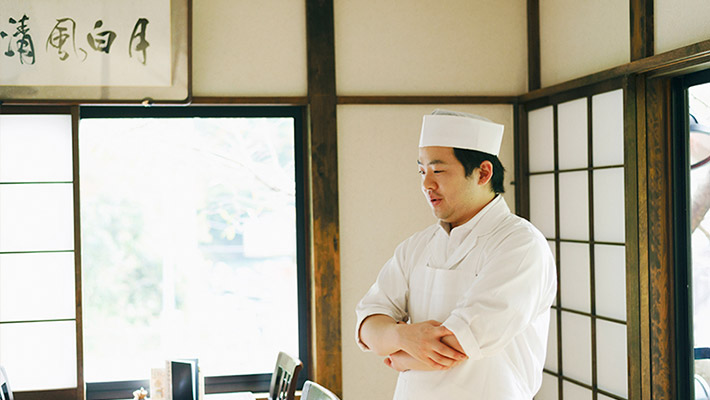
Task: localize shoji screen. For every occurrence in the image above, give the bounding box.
[0,114,78,391]
[529,89,628,400]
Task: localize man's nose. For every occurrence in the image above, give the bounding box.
[422,172,436,190]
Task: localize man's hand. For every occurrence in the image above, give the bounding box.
[384,350,465,372]
[394,320,467,369]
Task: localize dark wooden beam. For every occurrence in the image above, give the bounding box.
[630,0,654,61]
[623,75,648,400]
[191,96,308,105]
[520,38,710,103]
[305,0,342,397]
[527,0,541,91]
[337,95,517,105]
[513,103,530,218]
[645,76,675,400]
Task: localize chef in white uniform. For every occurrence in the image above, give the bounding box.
[356,109,557,400]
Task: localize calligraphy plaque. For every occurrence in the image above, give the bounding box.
[0,0,189,102]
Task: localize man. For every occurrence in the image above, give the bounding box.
[356,109,557,399]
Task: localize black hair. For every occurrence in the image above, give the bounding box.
[452,148,506,194]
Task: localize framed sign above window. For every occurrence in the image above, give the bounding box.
[0,0,189,102]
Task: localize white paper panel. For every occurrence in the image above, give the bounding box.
[558,98,588,170]
[561,311,592,384]
[560,242,591,312]
[593,168,625,243]
[0,115,73,183]
[0,253,75,322]
[563,381,593,400]
[592,90,624,167]
[529,174,556,238]
[595,244,627,321]
[529,106,555,173]
[534,372,558,400]
[0,183,74,252]
[559,171,589,240]
[545,310,558,372]
[0,321,77,390]
[548,240,558,306]
[598,394,619,400]
[596,320,628,397]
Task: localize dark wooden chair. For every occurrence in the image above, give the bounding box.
[268,352,303,400]
[300,381,340,400]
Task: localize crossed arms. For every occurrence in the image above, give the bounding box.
[358,314,468,372]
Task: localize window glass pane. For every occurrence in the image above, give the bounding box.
[545,310,558,372]
[529,106,555,173]
[534,372,558,400]
[595,244,627,321]
[561,311,592,384]
[592,89,624,167]
[596,320,628,398]
[560,242,590,312]
[689,82,710,389]
[0,252,75,321]
[593,167,625,243]
[557,98,588,170]
[79,116,299,382]
[559,171,589,240]
[0,183,74,252]
[563,381,593,400]
[529,174,556,238]
[0,115,73,183]
[0,321,77,391]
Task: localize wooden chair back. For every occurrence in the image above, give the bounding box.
[268,352,303,400]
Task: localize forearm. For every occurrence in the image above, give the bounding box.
[386,351,440,372]
[359,314,403,356]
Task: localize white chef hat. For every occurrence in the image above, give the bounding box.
[419,109,504,156]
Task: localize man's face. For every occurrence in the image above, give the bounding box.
[418,146,486,228]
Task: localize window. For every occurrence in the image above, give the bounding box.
[0,106,309,399]
[671,70,710,399]
[527,88,629,400]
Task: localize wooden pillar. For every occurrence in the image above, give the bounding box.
[305,0,342,396]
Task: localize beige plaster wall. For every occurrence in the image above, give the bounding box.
[655,0,710,54]
[334,0,528,96]
[191,0,307,97]
[338,104,515,400]
[539,0,629,88]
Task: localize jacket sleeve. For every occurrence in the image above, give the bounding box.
[442,228,556,360]
[355,240,411,351]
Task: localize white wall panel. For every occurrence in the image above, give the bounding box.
[596,320,629,397]
[535,372,559,400]
[545,310,558,372]
[192,0,307,96]
[334,0,527,95]
[560,242,590,312]
[558,171,589,240]
[592,90,624,167]
[656,0,710,54]
[595,245,627,321]
[540,0,629,87]
[593,168,625,243]
[558,98,588,170]
[530,174,556,238]
[528,106,555,173]
[561,311,592,384]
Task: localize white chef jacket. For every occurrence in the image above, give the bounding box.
[356,196,556,400]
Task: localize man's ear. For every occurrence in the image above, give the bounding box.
[477,161,494,186]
